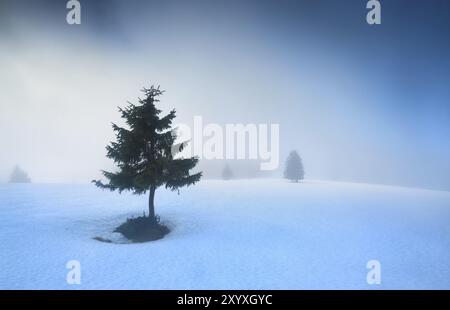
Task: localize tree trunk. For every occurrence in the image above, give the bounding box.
[148,185,156,222]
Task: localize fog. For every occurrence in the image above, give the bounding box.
[1,0,450,190]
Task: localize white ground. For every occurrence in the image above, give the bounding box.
[1,179,449,289]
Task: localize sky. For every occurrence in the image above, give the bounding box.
[0,0,450,190]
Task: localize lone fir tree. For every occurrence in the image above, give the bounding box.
[284,150,304,182]
[93,86,202,224]
[221,164,233,180]
[9,165,31,183]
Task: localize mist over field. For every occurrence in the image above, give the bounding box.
[0,0,449,190]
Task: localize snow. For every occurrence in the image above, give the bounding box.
[1,179,450,289]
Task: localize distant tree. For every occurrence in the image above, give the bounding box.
[284,151,304,182]
[93,86,202,224]
[221,164,233,180]
[9,165,31,183]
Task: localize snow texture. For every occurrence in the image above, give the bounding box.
[1,179,449,289]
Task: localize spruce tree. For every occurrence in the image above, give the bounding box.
[9,165,31,183]
[93,86,202,223]
[284,151,304,182]
[222,164,233,180]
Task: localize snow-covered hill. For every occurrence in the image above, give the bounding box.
[1,179,449,289]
